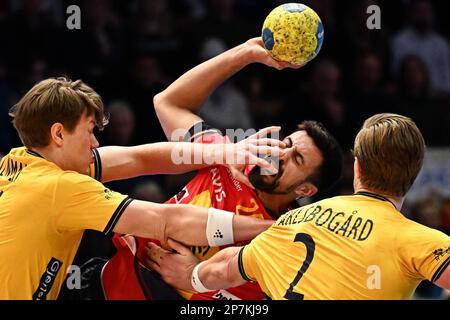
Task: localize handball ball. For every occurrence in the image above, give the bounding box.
[262,3,324,65]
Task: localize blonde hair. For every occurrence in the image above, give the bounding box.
[353,113,425,197]
[10,77,108,147]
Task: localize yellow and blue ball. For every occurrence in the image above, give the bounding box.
[262,3,324,65]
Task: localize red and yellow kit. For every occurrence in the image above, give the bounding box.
[102,123,283,300]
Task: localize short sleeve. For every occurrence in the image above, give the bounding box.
[238,227,281,283]
[183,121,229,144]
[89,149,102,181]
[53,172,132,235]
[239,245,257,282]
[397,223,450,283]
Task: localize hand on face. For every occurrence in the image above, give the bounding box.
[225,126,286,189]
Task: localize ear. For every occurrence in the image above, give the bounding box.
[294,182,318,198]
[50,123,64,147]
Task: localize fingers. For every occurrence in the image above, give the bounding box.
[146,242,169,262]
[248,154,278,174]
[247,126,281,140]
[248,138,286,148]
[167,238,192,255]
[145,255,162,274]
[145,244,163,274]
[249,145,285,157]
[269,59,305,70]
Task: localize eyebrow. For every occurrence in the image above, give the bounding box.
[287,137,305,165]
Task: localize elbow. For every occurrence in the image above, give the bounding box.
[153,92,164,114]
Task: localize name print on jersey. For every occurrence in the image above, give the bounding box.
[0,157,26,183]
[210,167,226,202]
[277,205,374,241]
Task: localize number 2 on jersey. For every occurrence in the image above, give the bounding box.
[284,233,316,300]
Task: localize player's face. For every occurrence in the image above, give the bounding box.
[249,130,322,195]
[61,112,99,175]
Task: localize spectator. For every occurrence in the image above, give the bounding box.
[346,52,396,134]
[392,0,450,93]
[394,55,449,145]
[103,100,136,146]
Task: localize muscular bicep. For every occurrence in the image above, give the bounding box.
[113,200,167,241]
[114,200,212,245]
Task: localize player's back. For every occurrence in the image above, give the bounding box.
[241,192,450,299]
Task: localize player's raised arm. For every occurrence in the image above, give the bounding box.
[154,38,300,141]
[113,201,274,247]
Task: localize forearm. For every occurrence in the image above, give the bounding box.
[198,247,245,290]
[155,44,251,112]
[154,43,254,139]
[98,143,231,182]
[164,204,273,246]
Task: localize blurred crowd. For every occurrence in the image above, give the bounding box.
[0,0,449,298]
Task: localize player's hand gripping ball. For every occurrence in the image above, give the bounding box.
[262,3,324,65]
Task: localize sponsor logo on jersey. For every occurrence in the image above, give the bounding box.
[103,188,114,200]
[32,257,63,300]
[174,186,189,204]
[433,246,450,261]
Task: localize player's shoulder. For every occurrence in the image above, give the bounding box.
[6,146,28,156]
[396,215,448,237]
[57,169,101,188]
[184,121,227,144]
[2,146,34,161]
[310,194,353,208]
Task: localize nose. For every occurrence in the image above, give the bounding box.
[279,146,293,161]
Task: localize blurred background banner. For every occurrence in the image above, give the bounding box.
[408,148,450,200]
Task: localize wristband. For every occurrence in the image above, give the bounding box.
[206,208,234,246]
[191,261,212,293]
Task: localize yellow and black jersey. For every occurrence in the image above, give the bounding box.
[239,192,450,300]
[0,147,132,300]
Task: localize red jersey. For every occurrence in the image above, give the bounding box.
[102,123,284,300]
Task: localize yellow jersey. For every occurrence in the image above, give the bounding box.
[0,147,132,300]
[240,192,450,300]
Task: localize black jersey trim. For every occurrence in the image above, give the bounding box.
[238,247,253,282]
[354,191,397,209]
[431,255,450,283]
[92,149,102,182]
[184,121,223,143]
[103,197,133,235]
[27,149,44,159]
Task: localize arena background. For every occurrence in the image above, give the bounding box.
[0,0,449,299]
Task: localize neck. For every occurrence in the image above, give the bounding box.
[29,146,65,170]
[255,189,296,218]
[355,187,404,211]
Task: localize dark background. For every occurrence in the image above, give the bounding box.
[0,0,449,299]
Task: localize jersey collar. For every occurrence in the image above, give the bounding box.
[26,149,45,159]
[354,191,397,209]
